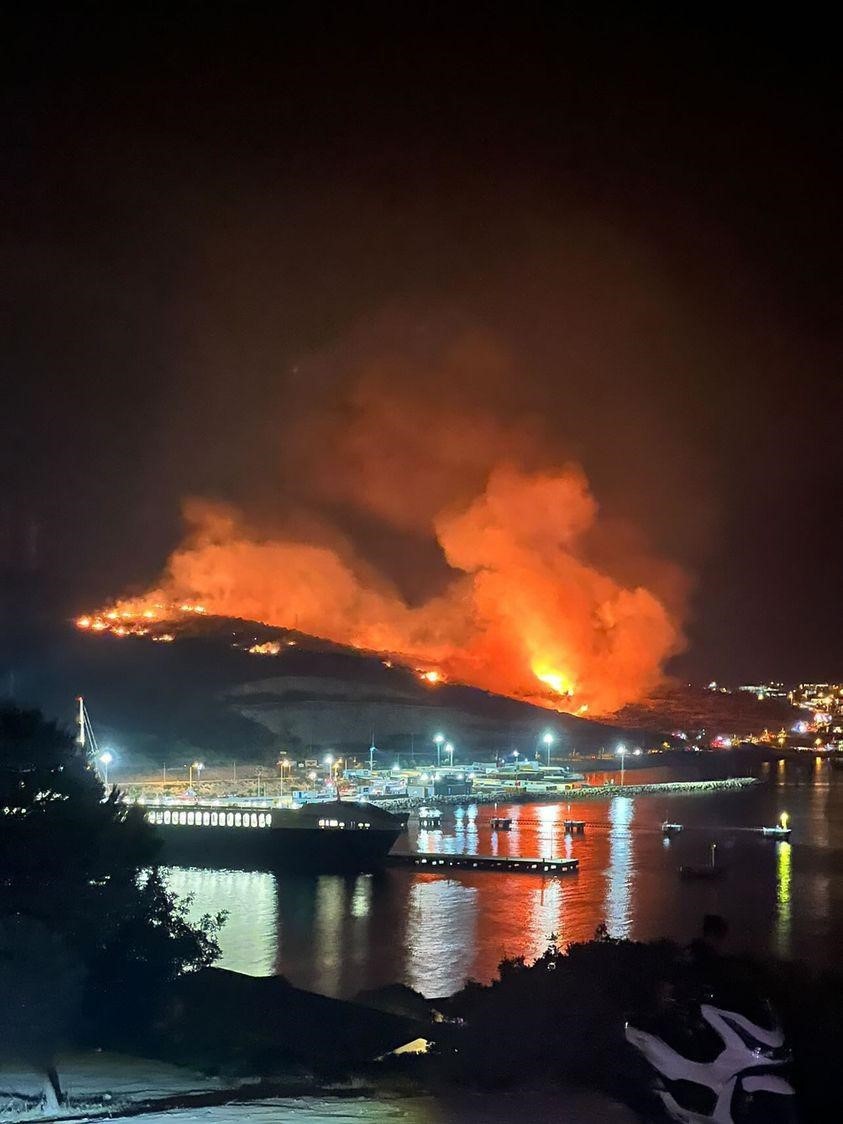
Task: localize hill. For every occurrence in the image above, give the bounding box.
[5,616,677,769]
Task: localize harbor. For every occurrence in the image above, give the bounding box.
[158,757,838,998]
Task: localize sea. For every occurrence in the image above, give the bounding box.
[166,758,843,998]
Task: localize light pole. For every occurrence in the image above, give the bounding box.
[616,745,628,785]
[433,732,444,767]
[278,757,290,796]
[542,730,554,767]
[98,751,113,789]
[189,760,204,788]
[445,742,454,768]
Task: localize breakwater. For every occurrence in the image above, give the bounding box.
[374,776,759,812]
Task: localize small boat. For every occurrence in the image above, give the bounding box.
[418,807,443,828]
[680,843,723,880]
[564,819,585,833]
[490,815,512,830]
[662,821,683,835]
[761,814,791,839]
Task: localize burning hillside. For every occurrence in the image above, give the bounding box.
[76,330,688,716]
[78,464,683,715]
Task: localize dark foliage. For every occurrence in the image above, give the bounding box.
[435,922,843,1119]
[0,704,223,1088]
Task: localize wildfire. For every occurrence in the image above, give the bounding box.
[74,599,207,640]
[532,662,574,698]
[75,458,683,715]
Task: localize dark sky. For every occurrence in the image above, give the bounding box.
[1,6,840,684]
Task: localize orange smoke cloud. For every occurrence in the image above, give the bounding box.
[86,461,682,715]
[80,325,691,714]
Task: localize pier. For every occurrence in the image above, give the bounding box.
[388,852,579,875]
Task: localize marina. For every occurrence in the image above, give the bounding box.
[157,758,841,999]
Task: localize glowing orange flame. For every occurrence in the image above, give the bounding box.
[76,462,683,715]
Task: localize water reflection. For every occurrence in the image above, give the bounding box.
[164,867,278,976]
[774,841,792,958]
[406,877,477,996]
[605,796,634,937]
[169,763,843,996]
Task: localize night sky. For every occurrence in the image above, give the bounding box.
[2,7,840,685]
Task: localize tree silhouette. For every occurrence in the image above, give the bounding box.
[0,704,223,1097]
[0,916,84,1108]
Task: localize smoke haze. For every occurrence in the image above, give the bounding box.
[89,321,688,714]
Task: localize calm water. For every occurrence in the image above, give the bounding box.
[167,760,843,998]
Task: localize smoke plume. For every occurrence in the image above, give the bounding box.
[83,325,687,715]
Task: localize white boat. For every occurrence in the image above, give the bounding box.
[661,821,683,835]
[761,814,791,839]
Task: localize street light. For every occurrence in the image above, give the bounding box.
[542,730,554,767]
[98,750,113,789]
[189,760,204,787]
[278,756,290,796]
[445,742,454,767]
[433,732,445,767]
[616,744,628,785]
[324,753,334,777]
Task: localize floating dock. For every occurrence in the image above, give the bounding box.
[490,816,513,830]
[388,852,578,875]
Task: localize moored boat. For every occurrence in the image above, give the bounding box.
[142,798,403,872]
[680,842,723,880]
[662,821,683,835]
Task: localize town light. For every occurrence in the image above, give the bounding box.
[98,750,113,789]
[542,729,554,766]
[433,732,445,766]
[616,744,628,785]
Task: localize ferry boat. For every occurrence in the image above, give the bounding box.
[142,799,403,872]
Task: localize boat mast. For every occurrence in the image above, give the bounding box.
[75,696,100,760]
[76,695,85,750]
